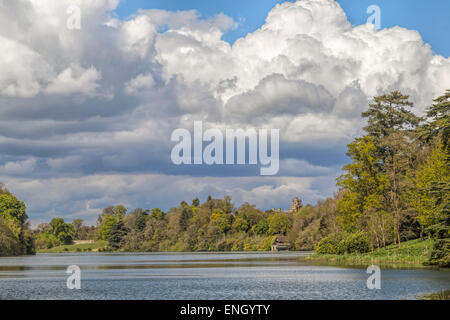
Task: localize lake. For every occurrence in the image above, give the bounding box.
[0,252,448,300]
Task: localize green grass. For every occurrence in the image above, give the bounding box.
[418,289,450,300]
[38,240,108,253]
[307,238,435,268]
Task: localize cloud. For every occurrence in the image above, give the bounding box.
[0,0,449,222]
[46,64,102,95]
[0,173,336,224]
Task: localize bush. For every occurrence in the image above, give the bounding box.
[315,231,370,254]
[338,231,370,254]
[314,234,342,254]
[0,219,22,256]
[429,239,450,267]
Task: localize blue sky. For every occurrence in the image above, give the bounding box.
[115,0,450,57]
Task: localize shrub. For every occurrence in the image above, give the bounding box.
[314,234,342,254]
[338,231,370,254]
[429,239,450,267]
[315,231,370,254]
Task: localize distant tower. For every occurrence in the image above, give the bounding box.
[289,197,303,213]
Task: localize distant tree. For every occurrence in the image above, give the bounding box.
[179,204,193,231]
[49,218,74,245]
[134,211,148,231]
[232,216,249,232]
[0,192,28,229]
[192,198,200,207]
[210,210,232,234]
[71,219,84,240]
[252,218,269,235]
[99,214,119,241]
[419,89,450,152]
[150,208,166,221]
[268,213,291,235]
[108,220,128,250]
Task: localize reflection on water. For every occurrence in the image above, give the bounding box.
[0,252,448,300]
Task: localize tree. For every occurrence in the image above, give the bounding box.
[0,185,35,256]
[336,136,390,230]
[268,213,291,235]
[410,144,449,236]
[134,211,148,231]
[0,192,28,229]
[362,91,420,144]
[381,131,421,245]
[72,219,84,240]
[99,214,119,240]
[419,89,450,152]
[210,210,232,234]
[109,220,128,250]
[232,216,249,232]
[192,198,200,207]
[179,204,193,231]
[252,218,269,235]
[428,180,450,267]
[0,218,22,256]
[150,208,166,221]
[50,218,75,245]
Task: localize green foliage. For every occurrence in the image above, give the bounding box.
[38,240,108,253]
[311,239,434,267]
[210,210,232,234]
[50,218,75,245]
[0,192,28,236]
[179,204,193,231]
[267,212,291,235]
[315,231,370,254]
[0,218,22,256]
[337,136,390,229]
[0,185,34,256]
[410,144,449,230]
[134,211,148,231]
[419,90,450,152]
[362,91,420,142]
[108,220,128,250]
[99,214,120,240]
[192,198,200,207]
[36,232,60,249]
[252,218,269,235]
[232,216,249,232]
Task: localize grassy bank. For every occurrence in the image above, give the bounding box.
[307,238,435,268]
[38,240,108,253]
[418,289,450,300]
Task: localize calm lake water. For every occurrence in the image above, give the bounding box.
[0,252,449,300]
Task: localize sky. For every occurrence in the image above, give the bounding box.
[1,0,449,225]
[115,0,450,56]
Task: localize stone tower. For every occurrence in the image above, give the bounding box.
[289,197,303,213]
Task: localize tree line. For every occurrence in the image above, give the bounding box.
[1,90,448,266]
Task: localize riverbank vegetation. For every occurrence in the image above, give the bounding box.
[2,90,449,266]
[308,238,434,267]
[38,240,108,253]
[0,183,35,256]
[313,90,449,267]
[419,289,450,300]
